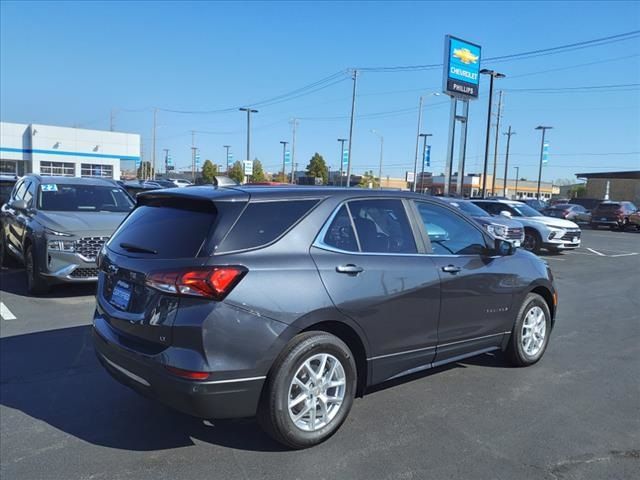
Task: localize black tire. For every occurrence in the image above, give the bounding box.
[506,293,552,367]
[25,245,49,295]
[589,223,598,230]
[0,230,12,269]
[619,220,628,232]
[258,331,357,449]
[522,229,541,254]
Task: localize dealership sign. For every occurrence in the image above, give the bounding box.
[443,35,481,99]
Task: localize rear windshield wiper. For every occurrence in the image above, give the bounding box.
[119,242,157,254]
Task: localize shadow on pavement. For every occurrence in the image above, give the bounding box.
[0,268,97,298]
[0,325,286,452]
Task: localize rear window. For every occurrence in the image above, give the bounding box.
[217,199,319,252]
[596,203,620,211]
[108,204,216,258]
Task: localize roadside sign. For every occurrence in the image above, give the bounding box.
[406,171,415,182]
[542,142,549,165]
[443,35,481,99]
[424,145,431,168]
[284,150,291,164]
[195,151,201,167]
[342,149,349,168]
[243,160,253,176]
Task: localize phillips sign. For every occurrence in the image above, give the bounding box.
[443,35,481,99]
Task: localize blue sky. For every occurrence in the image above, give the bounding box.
[1,0,639,183]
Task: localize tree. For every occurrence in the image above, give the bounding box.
[137,161,154,180]
[201,160,218,184]
[251,158,266,183]
[306,152,329,185]
[228,160,244,184]
[358,170,380,189]
[273,170,287,183]
[568,184,587,198]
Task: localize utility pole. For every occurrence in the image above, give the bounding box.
[370,130,384,189]
[419,133,433,194]
[412,96,424,192]
[535,126,553,200]
[191,131,196,182]
[239,108,258,161]
[151,108,157,180]
[479,69,505,198]
[337,138,347,187]
[163,148,169,175]
[514,166,520,199]
[503,126,516,197]
[223,145,231,174]
[290,118,299,184]
[279,141,289,183]
[346,70,358,188]
[491,90,504,195]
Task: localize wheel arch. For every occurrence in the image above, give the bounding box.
[529,285,556,325]
[300,320,368,397]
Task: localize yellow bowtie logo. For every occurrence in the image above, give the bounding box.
[453,48,479,65]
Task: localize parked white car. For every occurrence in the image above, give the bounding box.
[170,179,192,188]
[472,199,581,254]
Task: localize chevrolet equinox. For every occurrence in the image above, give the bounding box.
[93,186,557,448]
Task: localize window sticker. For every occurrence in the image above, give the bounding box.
[41,184,58,192]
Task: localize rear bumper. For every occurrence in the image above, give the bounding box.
[92,317,265,419]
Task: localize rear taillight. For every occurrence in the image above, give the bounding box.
[146,266,247,300]
[164,365,210,381]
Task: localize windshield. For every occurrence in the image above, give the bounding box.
[446,200,488,217]
[38,184,134,212]
[512,203,544,217]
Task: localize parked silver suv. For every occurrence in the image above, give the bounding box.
[0,175,134,294]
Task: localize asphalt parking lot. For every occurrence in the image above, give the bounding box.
[1,228,638,480]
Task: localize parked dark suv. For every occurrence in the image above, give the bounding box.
[590,201,638,230]
[0,175,134,293]
[93,186,557,448]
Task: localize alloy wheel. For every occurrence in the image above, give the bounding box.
[521,306,546,357]
[287,353,346,432]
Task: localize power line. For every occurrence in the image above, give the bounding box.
[356,30,640,72]
[504,83,640,92]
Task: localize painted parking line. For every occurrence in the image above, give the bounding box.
[0,302,17,320]
[609,252,639,258]
[586,248,606,256]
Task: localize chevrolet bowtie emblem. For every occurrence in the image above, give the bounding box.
[453,48,478,65]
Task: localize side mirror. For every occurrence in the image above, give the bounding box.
[495,238,515,256]
[9,199,28,211]
[500,210,512,218]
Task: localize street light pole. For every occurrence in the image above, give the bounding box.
[239,108,258,162]
[503,126,516,197]
[279,141,288,183]
[479,69,505,198]
[337,138,347,187]
[514,166,520,199]
[370,130,384,189]
[223,145,231,174]
[412,96,423,193]
[535,126,553,200]
[419,133,433,194]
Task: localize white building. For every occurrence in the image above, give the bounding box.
[0,122,140,179]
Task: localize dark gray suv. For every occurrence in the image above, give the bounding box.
[93,186,557,448]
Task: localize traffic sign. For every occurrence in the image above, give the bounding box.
[243,160,253,176]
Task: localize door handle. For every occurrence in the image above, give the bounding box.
[441,265,462,274]
[336,264,364,274]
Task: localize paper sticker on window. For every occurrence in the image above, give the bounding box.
[41,184,58,192]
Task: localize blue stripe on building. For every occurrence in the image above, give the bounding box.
[0,147,140,161]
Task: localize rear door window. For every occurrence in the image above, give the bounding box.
[323,205,358,252]
[347,199,417,254]
[218,199,319,252]
[108,203,217,258]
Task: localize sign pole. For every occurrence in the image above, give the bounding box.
[455,99,469,196]
[443,97,457,196]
